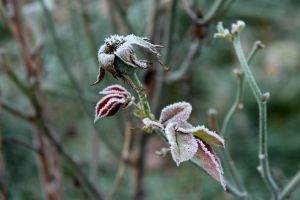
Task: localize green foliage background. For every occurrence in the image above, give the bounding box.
[1,0,300,199]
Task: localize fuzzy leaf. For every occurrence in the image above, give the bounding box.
[194,139,226,189]
[165,122,198,166]
[159,102,192,126]
[178,125,224,147]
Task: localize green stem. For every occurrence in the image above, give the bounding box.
[232,35,279,197]
[220,41,263,197]
[130,73,151,118]
[278,170,300,200]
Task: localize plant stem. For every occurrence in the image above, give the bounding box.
[37,0,120,157]
[181,0,225,25]
[130,73,151,118]
[220,41,263,197]
[278,170,300,200]
[232,35,279,197]
[166,39,200,83]
[111,0,134,34]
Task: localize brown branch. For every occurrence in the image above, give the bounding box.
[106,122,132,200]
[3,136,39,152]
[0,129,8,200]
[0,97,35,122]
[181,0,225,25]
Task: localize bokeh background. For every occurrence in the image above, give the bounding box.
[1,0,300,199]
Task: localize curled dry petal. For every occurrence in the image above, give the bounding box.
[177,125,224,147]
[194,139,226,190]
[165,122,198,166]
[159,102,192,126]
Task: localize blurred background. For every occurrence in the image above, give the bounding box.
[1,0,300,199]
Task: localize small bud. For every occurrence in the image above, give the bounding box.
[214,22,233,41]
[233,69,243,78]
[255,41,265,49]
[259,154,265,160]
[261,92,270,102]
[238,103,244,110]
[231,20,246,35]
[257,165,263,173]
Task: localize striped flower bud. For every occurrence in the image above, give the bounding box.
[94,85,134,122]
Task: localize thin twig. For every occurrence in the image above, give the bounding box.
[145,0,159,39]
[220,41,264,198]
[37,0,120,157]
[0,97,35,122]
[110,0,134,34]
[278,170,300,200]
[3,136,39,153]
[181,0,225,25]
[2,58,104,200]
[151,0,178,112]
[0,129,8,200]
[232,35,279,197]
[106,122,132,200]
[165,39,200,83]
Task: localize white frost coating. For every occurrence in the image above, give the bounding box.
[159,102,192,126]
[104,34,125,46]
[97,53,115,69]
[100,84,128,95]
[165,122,198,166]
[142,118,164,129]
[177,125,224,147]
[125,34,159,55]
[197,139,226,190]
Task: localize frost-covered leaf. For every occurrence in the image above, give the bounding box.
[194,139,226,189]
[178,125,224,147]
[159,102,192,126]
[165,122,198,166]
[142,118,164,129]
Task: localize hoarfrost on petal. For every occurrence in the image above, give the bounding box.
[159,102,192,126]
[165,122,198,166]
[194,139,226,190]
[178,125,224,147]
[100,84,130,96]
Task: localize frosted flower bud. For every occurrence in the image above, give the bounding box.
[94,85,134,122]
[92,34,165,86]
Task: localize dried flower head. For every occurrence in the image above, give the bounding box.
[92,34,165,86]
[94,85,134,122]
[142,101,225,189]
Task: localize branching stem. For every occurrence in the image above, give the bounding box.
[232,35,279,198]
